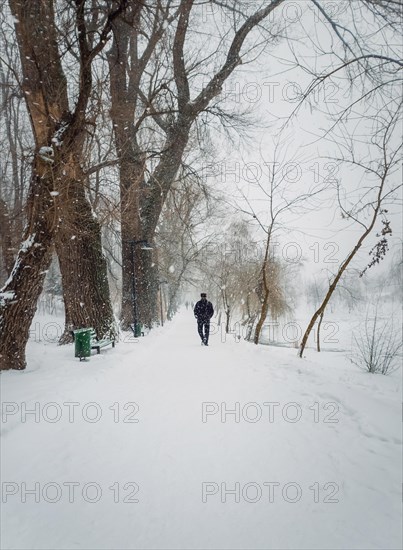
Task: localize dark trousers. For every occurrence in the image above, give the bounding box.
[197,319,210,343]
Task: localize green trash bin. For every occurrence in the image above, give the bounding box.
[134,323,143,338]
[73,328,92,361]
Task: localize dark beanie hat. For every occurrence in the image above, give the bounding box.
[201,293,207,297]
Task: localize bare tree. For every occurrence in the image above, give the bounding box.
[106,0,403,331]
[0,44,30,283]
[107,0,288,328]
[231,137,323,345]
[157,169,213,320]
[0,0,128,370]
[299,105,402,357]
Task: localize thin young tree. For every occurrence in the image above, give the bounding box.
[231,138,323,345]
[299,105,402,357]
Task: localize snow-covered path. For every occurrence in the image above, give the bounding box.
[1,310,401,549]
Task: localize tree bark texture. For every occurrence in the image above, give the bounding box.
[1,0,120,367]
[55,161,115,343]
[0,0,68,369]
[0,162,57,370]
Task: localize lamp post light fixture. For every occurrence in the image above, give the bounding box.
[129,239,153,337]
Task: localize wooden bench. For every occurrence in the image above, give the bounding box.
[72,327,115,360]
[89,328,115,354]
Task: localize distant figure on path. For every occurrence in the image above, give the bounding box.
[194,293,214,346]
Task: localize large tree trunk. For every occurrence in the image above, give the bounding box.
[138,246,159,328]
[56,168,115,343]
[135,125,191,324]
[1,0,123,367]
[0,164,56,370]
[167,283,181,321]
[119,153,145,329]
[0,0,68,370]
[108,8,159,330]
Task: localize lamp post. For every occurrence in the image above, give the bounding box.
[130,239,153,337]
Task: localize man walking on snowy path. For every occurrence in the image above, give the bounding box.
[194,293,214,346]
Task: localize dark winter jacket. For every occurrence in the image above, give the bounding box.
[194,299,214,321]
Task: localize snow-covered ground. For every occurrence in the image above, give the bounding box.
[1,309,402,550]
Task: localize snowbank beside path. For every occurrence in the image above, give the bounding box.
[1,310,401,550]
